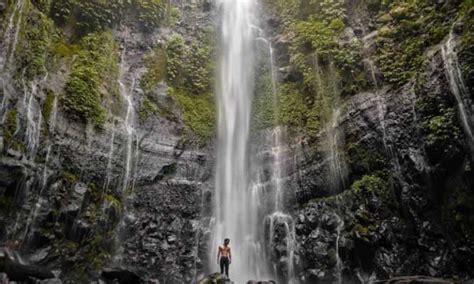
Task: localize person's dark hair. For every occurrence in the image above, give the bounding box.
[224,238,230,243]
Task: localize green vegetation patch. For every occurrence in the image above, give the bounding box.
[141,48,167,94]
[170,87,215,142]
[375,1,459,85]
[62,31,119,127]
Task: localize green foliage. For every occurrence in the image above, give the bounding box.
[170,87,215,142]
[183,40,214,95]
[53,39,80,58]
[141,48,167,94]
[49,0,165,34]
[352,175,387,193]
[277,83,309,129]
[42,90,55,123]
[62,170,78,183]
[16,3,55,79]
[251,73,275,131]
[135,0,166,31]
[422,109,463,152]
[31,0,51,14]
[3,108,19,150]
[375,1,454,85]
[459,8,474,94]
[163,29,216,141]
[166,33,186,85]
[62,32,119,127]
[139,95,159,122]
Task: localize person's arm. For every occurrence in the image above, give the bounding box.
[229,247,232,263]
[217,247,220,264]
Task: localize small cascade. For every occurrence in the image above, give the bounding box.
[22,93,57,244]
[366,58,401,171]
[0,0,25,71]
[41,95,59,189]
[103,127,116,192]
[320,61,348,194]
[441,31,474,149]
[325,107,348,193]
[334,213,344,284]
[265,211,296,283]
[257,37,297,282]
[118,49,138,195]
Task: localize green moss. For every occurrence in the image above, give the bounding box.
[3,108,17,144]
[351,175,387,193]
[53,39,80,58]
[15,2,55,80]
[2,108,23,151]
[62,31,119,127]
[62,170,78,183]
[139,95,160,122]
[170,87,216,142]
[141,48,167,94]
[134,0,165,32]
[42,90,55,123]
[375,1,457,85]
[166,33,186,85]
[277,83,308,129]
[104,193,122,209]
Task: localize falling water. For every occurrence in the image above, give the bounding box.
[325,107,348,193]
[441,31,474,149]
[41,95,59,189]
[257,37,298,282]
[334,213,344,284]
[103,127,116,192]
[212,0,258,281]
[24,78,46,160]
[22,96,57,244]
[366,58,401,171]
[118,49,137,195]
[0,0,25,71]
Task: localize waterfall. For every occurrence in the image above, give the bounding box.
[41,95,59,189]
[0,0,25,71]
[441,31,474,150]
[212,0,259,281]
[118,48,138,195]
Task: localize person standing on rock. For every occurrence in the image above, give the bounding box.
[217,238,232,279]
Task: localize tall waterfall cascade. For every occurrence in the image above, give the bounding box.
[212,0,263,281]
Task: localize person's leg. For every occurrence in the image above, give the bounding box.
[220,257,224,275]
[224,257,229,278]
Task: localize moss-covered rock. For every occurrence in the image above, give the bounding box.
[169,87,215,143]
[62,31,119,127]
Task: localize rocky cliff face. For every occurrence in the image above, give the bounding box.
[0,0,215,282]
[258,0,474,283]
[0,0,473,283]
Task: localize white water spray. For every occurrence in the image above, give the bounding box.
[212,0,259,281]
[441,31,474,149]
[118,49,137,195]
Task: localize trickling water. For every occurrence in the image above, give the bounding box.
[441,31,474,149]
[41,95,59,189]
[103,127,116,192]
[24,80,44,160]
[118,49,137,195]
[0,0,25,71]
[325,107,348,193]
[212,0,258,281]
[366,58,401,171]
[334,213,344,284]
